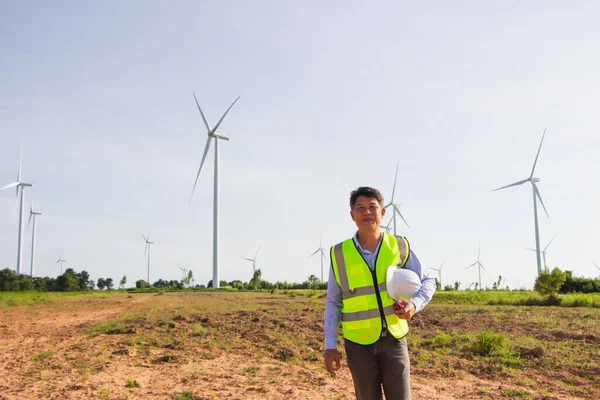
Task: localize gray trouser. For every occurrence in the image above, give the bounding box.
[344,335,411,400]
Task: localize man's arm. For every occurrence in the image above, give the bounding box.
[323,265,343,376]
[404,250,437,312]
[324,266,342,349]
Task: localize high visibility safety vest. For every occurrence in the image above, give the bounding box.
[331,233,411,345]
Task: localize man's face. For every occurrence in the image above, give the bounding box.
[351,196,386,231]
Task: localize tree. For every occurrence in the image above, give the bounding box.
[305,275,321,290]
[185,270,194,288]
[97,278,106,290]
[55,270,80,292]
[105,278,114,290]
[76,270,91,291]
[119,275,127,290]
[535,267,567,296]
[136,279,149,289]
[249,269,262,290]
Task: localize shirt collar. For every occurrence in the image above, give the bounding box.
[352,231,384,254]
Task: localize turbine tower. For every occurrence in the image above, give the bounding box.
[527,235,556,272]
[189,93,240,289]
[308,227,328,282]
[28,205,42,277]
[465,245,488,290]
[243,245,261,273]
[56,254,66,275]
[429,257,447,288]
[142,232,154,284]
[384,162,409,235]
[1,150,33,274]
[494,129,549,277]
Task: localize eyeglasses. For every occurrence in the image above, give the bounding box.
[354,205,381,214]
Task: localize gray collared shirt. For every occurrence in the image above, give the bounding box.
[323,232,437,350]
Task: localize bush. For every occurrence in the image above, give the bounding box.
[534,268,566,296]
[472,331,509,356]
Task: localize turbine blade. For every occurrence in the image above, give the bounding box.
[0,182,19,191]
[27,211,33,229]
[393,204,410,228]
[142,234,148,242]
[390,162,399,203]
[465,262,478,270]
[480,262,490,275]
[210,96,240,135]
[544,235,556,252]
[189,136,213,205]
[319,226,324,247]
[193,93,211,132]
[320,249,329,262]
[308,249,320,259]
[530,128,546,178]
[526,248,537,252]
[532,183,549,218]
[493,178,529,191]
[439,256,447,270]
[243,257,253,262]
[254,245,261,259]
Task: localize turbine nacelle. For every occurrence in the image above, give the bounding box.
[211,132,230,141]
[532,177,540,183]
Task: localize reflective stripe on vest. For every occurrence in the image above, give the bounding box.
[331,234,411,345]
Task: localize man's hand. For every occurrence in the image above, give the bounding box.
[324,349,340,377]
[394,299,416,320]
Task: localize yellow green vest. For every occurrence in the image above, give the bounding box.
[330,233,411,345]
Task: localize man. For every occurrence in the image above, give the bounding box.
[323,186,436,400]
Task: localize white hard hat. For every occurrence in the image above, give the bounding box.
[386,266,422,300]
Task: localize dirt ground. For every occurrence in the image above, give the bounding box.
[0,292,597,399]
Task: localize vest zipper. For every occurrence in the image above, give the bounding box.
[353,236,387,336]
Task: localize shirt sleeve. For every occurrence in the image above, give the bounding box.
[404,250,437,312]
[323,265,342,350]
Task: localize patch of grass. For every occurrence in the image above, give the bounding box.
[173,391,195,400]
[472,331,510,356]
[33,351,53,362]
[86,321,133,336]
[501,388,532,398]
[154,353,177,363]
[125,377,140,388]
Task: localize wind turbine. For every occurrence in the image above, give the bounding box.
[189,93,240,289]
[243,245,261,274]
[56,254,66,275]
[1,150,33,274]
[142,232,154,284]
[465,246,488,290]
[28,205,42,277]
[593,259,600,278]
[308,227,328,282]
[527,235,556,272]
[429,257,447,288]
[384,162,409,235]
[494,129,549,277]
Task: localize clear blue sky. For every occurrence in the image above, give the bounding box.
[1,1,599,289]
